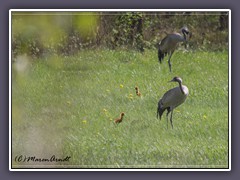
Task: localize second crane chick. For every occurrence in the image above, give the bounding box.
[135,86,141,97]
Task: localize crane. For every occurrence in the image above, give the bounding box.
[157,77,189,129]
[158,27,190,72]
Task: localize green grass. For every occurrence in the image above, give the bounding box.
[12,49,229,168]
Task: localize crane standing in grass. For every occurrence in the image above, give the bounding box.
[157,77,189,129]
[158,26,191,72]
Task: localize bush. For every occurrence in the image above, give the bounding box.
[11,11,229,59]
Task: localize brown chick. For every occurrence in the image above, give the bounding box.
[114,112,125,124]
[135,86,141,97]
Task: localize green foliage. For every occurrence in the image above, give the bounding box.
[110,12,144,49]
[11,11,229,59]
[12,12,100,58]
[12,49,229,168]
[72,12,99,38]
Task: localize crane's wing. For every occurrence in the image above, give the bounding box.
[160,87,187,108]
[159,33,185,53]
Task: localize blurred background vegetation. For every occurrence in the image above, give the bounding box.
[12,11,229,60]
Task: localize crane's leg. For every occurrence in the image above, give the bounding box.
[166,112,168,129]
[168,51,174,72]
[166,108,170,129]
[157,102,161,119]
[170,110,174,129]
[158,48,163,63]
[184,41,187,49]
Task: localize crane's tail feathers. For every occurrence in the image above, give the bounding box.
[157,101,166,120]
[158,49,165,63]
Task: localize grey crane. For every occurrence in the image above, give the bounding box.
[157,76,189,129]
[158,27,190,72]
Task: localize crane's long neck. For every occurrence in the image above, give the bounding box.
[178,81,185,94]
[182,29,187,41]
[182,33,187,42]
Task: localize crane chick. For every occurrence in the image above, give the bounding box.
[135,86,141,97]
[157,77,189,129]
[158,26,190,72]
[114,112,125,124]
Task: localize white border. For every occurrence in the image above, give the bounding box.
[228,8,231,172]
[9,9,231,172]
[9,9,12,172]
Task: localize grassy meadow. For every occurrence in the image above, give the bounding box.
[12,49,229,168]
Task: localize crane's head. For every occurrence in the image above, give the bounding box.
[181,26,190,37]
[169,76,183,83]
